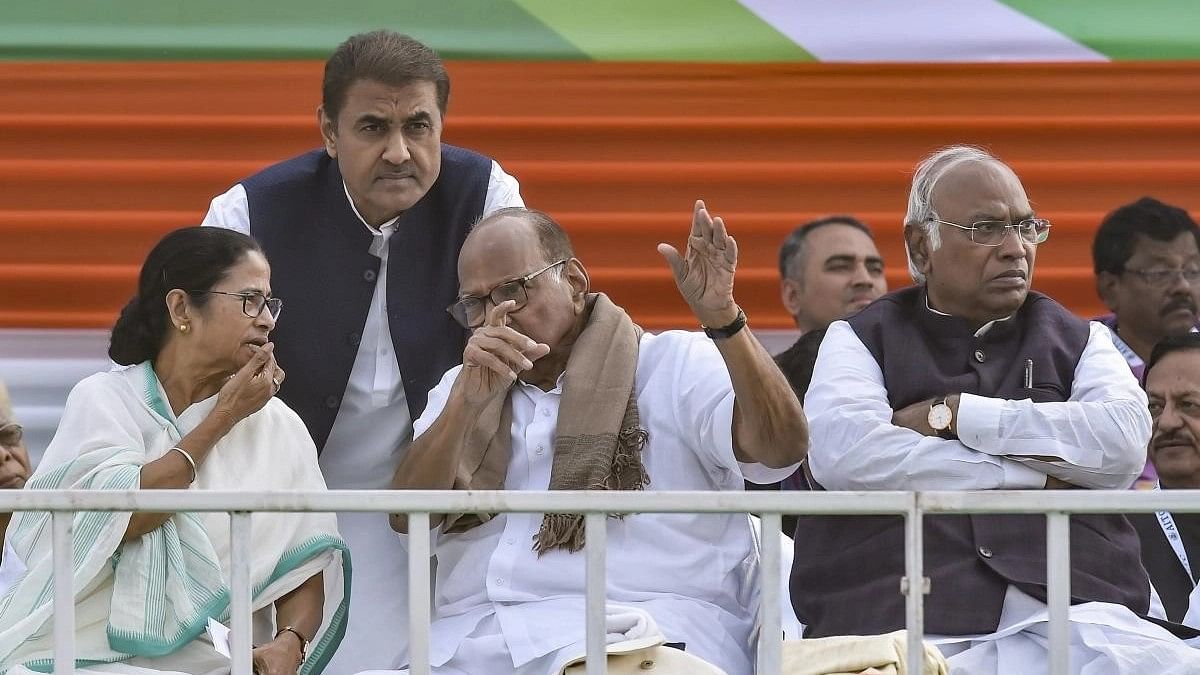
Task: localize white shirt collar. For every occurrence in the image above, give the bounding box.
[342,182,401,236]
[923,293,1014,338]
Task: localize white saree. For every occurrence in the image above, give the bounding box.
[0,362,350,674]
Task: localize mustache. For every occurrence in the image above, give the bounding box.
[1161,296,1197,317]
[1153,432,1196,449]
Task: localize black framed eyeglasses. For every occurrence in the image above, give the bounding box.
[446,260,567,329]
[932,218,1051,246]
[1121,267,1200,288]
[0,423,22,447]
[188,290,283,319]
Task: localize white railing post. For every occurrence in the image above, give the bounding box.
[51,511,75,675]
[408,512,432,675]
[757,513,783,675]
[1047,512,1071,675]
[905,495,925,675]
[229,511,253,675]
[585,512,608,675]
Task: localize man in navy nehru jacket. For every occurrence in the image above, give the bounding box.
[203,30,523,673]
[793,145,1200,674]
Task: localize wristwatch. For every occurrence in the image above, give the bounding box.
[927,397,956,439]
[702,307,747,340]
[275,625,309,664]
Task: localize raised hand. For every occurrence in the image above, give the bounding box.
[455,300,550,406]
[213,343,282,427]
[657,199,740,328]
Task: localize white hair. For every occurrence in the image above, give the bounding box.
[903,145,1008,283]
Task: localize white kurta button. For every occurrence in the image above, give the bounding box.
[542,408,551,417]
[535,445,545,455]
[495,577,505,586]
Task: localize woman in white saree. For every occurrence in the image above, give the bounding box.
[0,227,349,675]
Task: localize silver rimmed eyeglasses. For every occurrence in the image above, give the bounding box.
[188,290,283,319]
[1122,267,1200,288]
[447,260,566,329]
[932,218,1051,246]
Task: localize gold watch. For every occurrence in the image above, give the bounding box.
[927,397,956,439]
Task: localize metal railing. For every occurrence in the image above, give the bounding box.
[2,488,1198,675]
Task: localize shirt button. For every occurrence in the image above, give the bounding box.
[504,538,515,545]
[978,545,994,559]
[494,577,505,586]
[535,446,545,456]
[347,331,362,346]
[363,269,377,283]
[973,349,986,363]
[324,395,341,409]
[541,409,551,418]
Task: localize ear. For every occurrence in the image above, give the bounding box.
[904,224,932,277]
[780,278,804,322]
[1096,271,1121,312]
[164,289,193,331]
[318,105,338,159]
[564,259,590,308]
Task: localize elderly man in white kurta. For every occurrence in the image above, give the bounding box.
[375,204,808,675]
[792,145,1200,675]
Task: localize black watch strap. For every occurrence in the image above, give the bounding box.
[703,308,747,340]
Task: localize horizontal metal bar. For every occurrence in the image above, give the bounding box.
[0,489,915,514]
[919,489,1200,514]
[2,489,1199,515]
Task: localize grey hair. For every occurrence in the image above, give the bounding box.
[903,145,1006,283]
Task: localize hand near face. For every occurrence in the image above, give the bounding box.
[456,300,550,407]
[214,343,284,428]
[658,200,740,329]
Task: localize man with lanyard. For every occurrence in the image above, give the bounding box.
[202,30,523,673]
[1093,197,1200,488]
[1131,333,1200,624]
[794,145,1200,673]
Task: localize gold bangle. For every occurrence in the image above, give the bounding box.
[168,446,197,483]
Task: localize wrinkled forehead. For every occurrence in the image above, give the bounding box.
[932,160,1030,219]
[1147,351,1200,397]
[458,217,545,294]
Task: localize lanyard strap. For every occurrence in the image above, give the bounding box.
[1105,324,1145,371]
[1157,508,1196,585]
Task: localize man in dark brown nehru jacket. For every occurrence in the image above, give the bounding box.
[792,145,1200,674]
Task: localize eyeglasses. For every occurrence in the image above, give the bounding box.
[188,290,283,319]
[446,260,566,329]
[1122,267,1200,288]
[0,423,22,447]
[932,218,1052,246]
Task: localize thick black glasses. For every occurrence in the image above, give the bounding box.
[933,218,1052,246]
[189,290,283,319]
[447,260,566,329]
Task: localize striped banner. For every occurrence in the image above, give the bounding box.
[1,0,1199,61]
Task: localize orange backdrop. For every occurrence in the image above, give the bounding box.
[2,61,1199,330]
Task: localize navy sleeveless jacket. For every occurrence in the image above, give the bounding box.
[241,146,491,451]
[791,287,1150,637]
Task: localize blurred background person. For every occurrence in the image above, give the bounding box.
[1131,334,1200,624]
[1094,196,1200,488]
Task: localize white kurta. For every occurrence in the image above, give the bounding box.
[396,330,798,675]
[203,160,523,675]
[805,318,1200,674]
